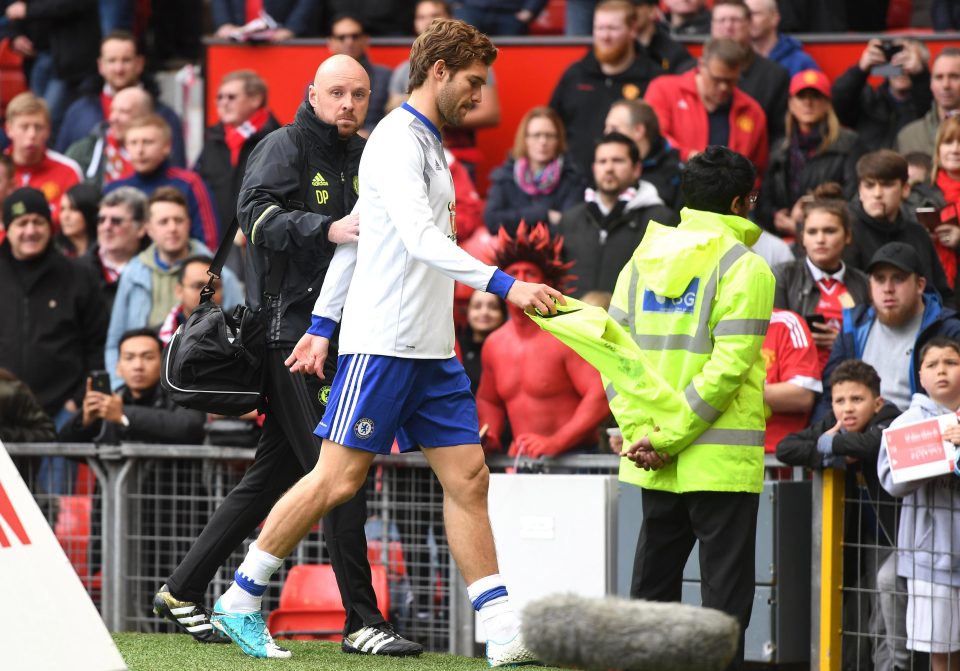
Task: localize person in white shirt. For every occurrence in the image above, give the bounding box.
[210,19,562,666]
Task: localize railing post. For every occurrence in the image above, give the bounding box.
[816,468,844,671]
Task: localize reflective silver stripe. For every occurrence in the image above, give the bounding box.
[250,204,279,245]
[684,382,722,424]
[633,332,702,351]
[713,318,769,338]
[605,383,618,402]
[627,264,639,333]
[608,305,629,327]
[691,428,765,447]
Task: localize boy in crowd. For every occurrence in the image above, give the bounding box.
[778,360,904,670]
[879,337,960,671]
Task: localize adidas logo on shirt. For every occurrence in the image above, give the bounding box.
[312,172,329,187]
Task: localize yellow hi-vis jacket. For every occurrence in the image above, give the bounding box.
[608,208,774,494]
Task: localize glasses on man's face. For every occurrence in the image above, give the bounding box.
[97,214,130,227]
[217,92,239,102]
[332,32,363,42]
[184,281,221,291]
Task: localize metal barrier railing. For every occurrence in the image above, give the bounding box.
[9,442,817,660]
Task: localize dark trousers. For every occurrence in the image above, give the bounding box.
[167,347,383,634]
[631,489,759,671]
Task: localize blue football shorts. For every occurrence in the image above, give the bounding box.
[314,353,481,454]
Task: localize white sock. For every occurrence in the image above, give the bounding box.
[218,542,284,614]
[467,574,521,643]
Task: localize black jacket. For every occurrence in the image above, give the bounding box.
[483,156,587,235]
[641,136,684,211]
[843,198,954,306]
[59,383,205,444]
[776,402,902,548]
[238,102,363,346]
[738,54,790,144]
[641,23,695,75]
[832,64,931,151]
[12,0,99,84]
[549,51,664,176]
[0,379,57,443]
[194,112,282,227]
[758,128,864,229]
[558,183,678,296]
[773,257,870,317]
[0,244,108,417]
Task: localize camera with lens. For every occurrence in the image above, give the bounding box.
[880,39,904,62]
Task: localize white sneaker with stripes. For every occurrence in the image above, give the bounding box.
[341,623,423,656]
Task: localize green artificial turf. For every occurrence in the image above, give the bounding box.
[112,633,569,671]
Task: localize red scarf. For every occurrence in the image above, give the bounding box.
[104,131,135,184]
[223,107,269,166]
[935,170,960,288]
[245,0,263,23]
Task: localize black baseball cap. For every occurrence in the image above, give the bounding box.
[867,242,923,276]
[3,187,50,226]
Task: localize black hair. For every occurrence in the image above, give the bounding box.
[595,131,640,165]
[680,146,756,214]
[827,360,881,398]
[176,254,214,283]
[118,327,163,352]
[65,183,102,243]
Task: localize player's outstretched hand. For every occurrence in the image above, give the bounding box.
[506,280,565,316]
[285,332,330,378]
[328,212,360,244]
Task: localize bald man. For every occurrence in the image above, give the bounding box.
[152,54,423,657]
[66,86,154,190]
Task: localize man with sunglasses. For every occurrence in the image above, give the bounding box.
[327,15,392,132]
[645,37,769,177]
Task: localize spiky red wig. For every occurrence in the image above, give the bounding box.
[494,221,575,293]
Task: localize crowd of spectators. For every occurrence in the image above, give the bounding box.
[2,0,960,664]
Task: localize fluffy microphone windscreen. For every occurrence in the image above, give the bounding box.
[522,593,739,671]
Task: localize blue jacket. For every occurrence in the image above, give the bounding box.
[212,0,316,35]
[55,95,186,167]
[768,34,820,77]
[815,292,960,419]
[105,240,243,387]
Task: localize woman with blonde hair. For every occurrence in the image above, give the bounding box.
[758,69,865,237]
[484,106,586,235]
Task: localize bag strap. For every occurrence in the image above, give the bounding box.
[202,216,288,301]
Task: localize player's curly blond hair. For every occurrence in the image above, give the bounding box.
[494,221,575,293]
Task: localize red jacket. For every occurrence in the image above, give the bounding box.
[644,68,769,176]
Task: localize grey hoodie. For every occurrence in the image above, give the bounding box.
[878,393,960,586]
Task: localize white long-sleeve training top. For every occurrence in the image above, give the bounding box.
[308,103,514,358]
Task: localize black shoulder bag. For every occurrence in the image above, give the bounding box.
[161,217,286,416]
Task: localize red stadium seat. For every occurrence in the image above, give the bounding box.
[267,564,390,640]
[54,495,93,586]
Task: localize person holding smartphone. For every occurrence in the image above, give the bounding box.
[772,182,870,372]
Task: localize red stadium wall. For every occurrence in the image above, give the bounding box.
[205,37,960,195]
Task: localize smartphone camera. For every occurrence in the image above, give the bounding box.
[879,39,904,62]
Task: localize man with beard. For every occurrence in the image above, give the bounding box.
[211,20,561,666]
[152,54,422,659]
[558,132,678,294]
[549,0,663,176]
